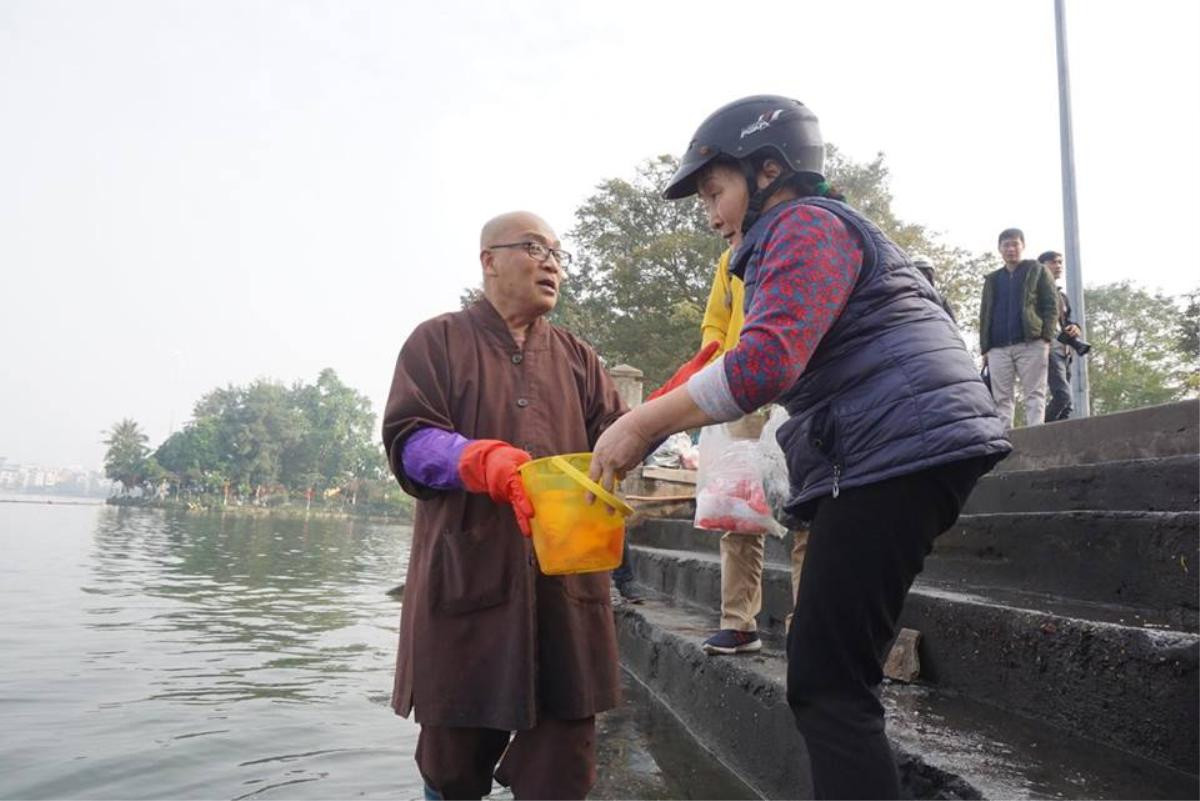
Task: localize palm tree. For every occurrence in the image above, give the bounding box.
[102,419,150,495]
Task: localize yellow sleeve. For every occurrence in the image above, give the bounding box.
[700,249,734,353]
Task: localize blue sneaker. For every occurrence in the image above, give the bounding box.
[702,629,762,655]
[614,579,644,604]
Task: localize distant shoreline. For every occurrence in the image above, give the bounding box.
[0,492,414,523]
[0,497,106,506]
[103,497,413,524]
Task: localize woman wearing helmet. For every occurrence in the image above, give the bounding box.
[589,95,1011,799]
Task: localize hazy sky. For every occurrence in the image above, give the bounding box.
[3,0,1198,470]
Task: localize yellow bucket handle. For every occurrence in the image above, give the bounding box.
[549,456,634,517]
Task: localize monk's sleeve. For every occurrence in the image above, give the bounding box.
[382,320,457,500]
[581,346,628,448]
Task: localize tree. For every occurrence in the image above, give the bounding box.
[1083,281,1187,414]
[460,286,483,309]
[286,368,379,493]
[185,383,275,492]
[102,418,150,495]
[556,155,724,387]
[154,418,228,494]
[141,456,171,498]
[151,369,382,502]
[823,145,992,343]
[1175,288,1200,395]
[110,370,405,513]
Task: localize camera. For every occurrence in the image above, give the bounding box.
[1057,330,1091,357]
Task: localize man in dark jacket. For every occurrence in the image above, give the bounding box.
[979,228,1059,428]
[1038,250,1083,421]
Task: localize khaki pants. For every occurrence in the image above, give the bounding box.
[988,339,1050,429]
[719,529,809,631]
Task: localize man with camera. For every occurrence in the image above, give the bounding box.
[979,228,1060,428]
[1038,250,1089,421]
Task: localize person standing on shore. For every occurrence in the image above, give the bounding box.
[1038,249,1083,421]
[588,95,1010,799]
[978,229,1059,428]
[381,211,628,800]
[670,247,810,655]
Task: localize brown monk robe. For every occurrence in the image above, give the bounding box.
[382,211,627,800]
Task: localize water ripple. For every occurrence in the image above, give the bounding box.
[1,505,416,800]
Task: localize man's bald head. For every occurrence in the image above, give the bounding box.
[479,211,556,250]
[478,211,564,325]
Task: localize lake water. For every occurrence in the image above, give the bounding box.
[0,498,753,801]
[1,499,415,800]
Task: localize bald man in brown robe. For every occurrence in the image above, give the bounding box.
[382,212,627,800]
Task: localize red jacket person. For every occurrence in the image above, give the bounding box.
[381,211,627,800]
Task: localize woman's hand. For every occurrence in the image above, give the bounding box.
[589,384,718,495]
[590,413,654,495]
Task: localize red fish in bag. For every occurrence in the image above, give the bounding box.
[693,427,782,535]
[695,475,773,533]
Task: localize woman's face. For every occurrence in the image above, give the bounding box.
[696,164,749,249]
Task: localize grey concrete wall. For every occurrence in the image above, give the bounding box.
[621,397,1200,782]
[999,399,1199,472]
[964,454,1199,513]
[927,511,1200,625]
[627,543,1200,772]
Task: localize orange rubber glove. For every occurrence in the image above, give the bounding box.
[646,341,720,401]
[458,439,535,537]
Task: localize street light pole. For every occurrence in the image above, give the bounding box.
[1054,0,1091,417]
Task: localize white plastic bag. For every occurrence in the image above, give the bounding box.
[694,414,787,537]
[645,431,700,470]
[758,406,793,528]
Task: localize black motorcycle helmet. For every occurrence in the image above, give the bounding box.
[663,95,825,233]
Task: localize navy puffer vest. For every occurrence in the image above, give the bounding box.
[733,197,1010,519]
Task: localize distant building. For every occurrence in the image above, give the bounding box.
[0,460,112,497]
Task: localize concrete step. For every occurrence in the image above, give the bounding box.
[629,516,785,561]
[628,513,1200,631]
[997,400,1198,472]
[627,544,1200,773]
[616,596,1199,800]
[928,510,1199,628]
[964,454,1199,513]
[593,671,757,800]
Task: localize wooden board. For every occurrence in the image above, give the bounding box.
[641,466,698,485]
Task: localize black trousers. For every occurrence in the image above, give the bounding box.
[786,456,995,799]
[611,536,634,586]
[1045,347,1073,421]
[416,716,596,800]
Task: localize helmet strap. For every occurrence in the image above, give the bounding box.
[740,161,793,235]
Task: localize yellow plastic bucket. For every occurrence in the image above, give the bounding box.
[518,453,633,575]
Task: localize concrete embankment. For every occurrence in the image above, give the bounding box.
[615,399,1200,799]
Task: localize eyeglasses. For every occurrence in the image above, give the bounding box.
[487,241,573,268]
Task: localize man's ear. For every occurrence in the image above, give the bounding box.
[480,249,496,277]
